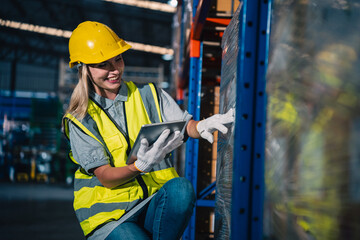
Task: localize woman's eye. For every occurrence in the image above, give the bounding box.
[97,63,107,68]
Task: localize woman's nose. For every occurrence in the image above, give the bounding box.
[109,59,123,71]
[108,62,119,71]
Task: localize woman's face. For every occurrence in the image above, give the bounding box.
[87,54,124,100]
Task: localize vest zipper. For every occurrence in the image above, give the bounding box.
[122,103,131,156]
[136,175,148,199]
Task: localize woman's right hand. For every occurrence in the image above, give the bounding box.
[134,129,183,173]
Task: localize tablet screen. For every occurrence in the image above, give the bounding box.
[126,120,187,164]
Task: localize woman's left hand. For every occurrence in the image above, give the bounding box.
[196,108,235,143]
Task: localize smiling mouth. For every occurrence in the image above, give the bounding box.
[107,76,120,82]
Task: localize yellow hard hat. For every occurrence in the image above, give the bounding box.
[68,21,131,68]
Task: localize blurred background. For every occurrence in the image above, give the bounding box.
[2,0,360,240]
[0,0,235,239]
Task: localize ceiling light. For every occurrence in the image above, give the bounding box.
[0,18,174,56]
[167,0,178,8]
[103,0,176,13]
[0,18,72,38]
[162,54,174,61]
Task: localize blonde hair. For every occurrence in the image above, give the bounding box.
[64,65,93,120]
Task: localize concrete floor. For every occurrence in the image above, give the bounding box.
[0,182,84,240]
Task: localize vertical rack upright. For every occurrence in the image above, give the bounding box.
[231,0,271,239]
[183,0,231,238]
[183,0,203,239]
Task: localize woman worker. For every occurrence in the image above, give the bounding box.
[63,21,234,240]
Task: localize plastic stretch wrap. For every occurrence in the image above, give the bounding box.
[264,1,360,239]
[214,5,241,239]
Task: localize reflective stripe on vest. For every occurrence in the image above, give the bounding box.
[63,82,178,237]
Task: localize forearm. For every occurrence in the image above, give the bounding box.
[93,163,140,188]
[186,119,201,139]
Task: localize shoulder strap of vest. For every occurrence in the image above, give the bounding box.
[129,81,163,123]
[63,113,106,164]
[64,113,105,146]
[149,82,163,122]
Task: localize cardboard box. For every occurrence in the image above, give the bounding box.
[216,0,240,14]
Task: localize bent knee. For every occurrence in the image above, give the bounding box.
[166,177,196,206]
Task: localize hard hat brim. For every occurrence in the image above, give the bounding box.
[69,44,131,68]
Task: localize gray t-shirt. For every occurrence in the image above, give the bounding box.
[68,82,192,240]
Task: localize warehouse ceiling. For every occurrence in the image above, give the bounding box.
[0,0,175,77]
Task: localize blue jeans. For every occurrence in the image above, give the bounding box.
[106,177,196,240]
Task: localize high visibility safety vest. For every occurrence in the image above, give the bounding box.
[63,81,179,237]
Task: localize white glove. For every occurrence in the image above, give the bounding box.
[196,108,235,144]
[134,129,184,173]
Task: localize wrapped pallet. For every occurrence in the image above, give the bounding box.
[214,5,241,239]
[264,1,360,239]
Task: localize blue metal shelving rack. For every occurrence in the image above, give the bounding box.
[183,0,203,239]
[231,0,271,239]
[183,0,271,239]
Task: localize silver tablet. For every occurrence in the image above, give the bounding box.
[126,120,187,164]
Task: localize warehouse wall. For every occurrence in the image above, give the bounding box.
[0,61,58,94]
